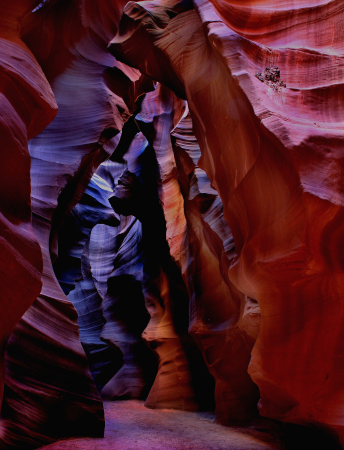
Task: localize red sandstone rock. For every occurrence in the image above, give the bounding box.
[110,0,344,444]
[1,0,343,447]
[135,86,204,411]
[172,112,261,424]
[54,83,213,412]
[110,99,214,411]
[136,84,187,264]
[1,0,150,447]
[0,0,57,414]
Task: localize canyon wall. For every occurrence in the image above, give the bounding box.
[0,0,57,429]
[55,92,216,412]
[0,0,343,448]
[0,0,147,447]
[110,0,344,445]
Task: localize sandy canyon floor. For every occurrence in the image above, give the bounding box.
[40,400,286,450]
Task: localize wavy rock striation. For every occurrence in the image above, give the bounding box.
[55,158,157,399]
[1,0,150,447]
[1,0,342,447]
[54,163,123,393]
[56,94,214,410]
[0,0,57,423]
[110,0,344,444]
[171,112,260,424]
[134,86,215,411]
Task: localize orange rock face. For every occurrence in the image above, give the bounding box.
[171,111,261,424]
[110,0,344,444]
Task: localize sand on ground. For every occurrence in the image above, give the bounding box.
[39,400,285,450]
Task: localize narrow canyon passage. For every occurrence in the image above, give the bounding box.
[1,1,344,449]
[39,401,285,450]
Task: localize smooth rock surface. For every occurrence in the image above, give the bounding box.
[134,86,215,411]
[1,0,146,446]
[110,0,344,444]
[172,112,261,424]
[56,88,214,412]
[1,0,343,448]
[0,0,57,419]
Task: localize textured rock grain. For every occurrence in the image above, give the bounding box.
[1,0,343,448]
[1,0,149,447]
[172,112,261,424]
[0,0,57,417]
[110,0,344,444]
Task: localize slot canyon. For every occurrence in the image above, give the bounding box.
[0,0,343,448]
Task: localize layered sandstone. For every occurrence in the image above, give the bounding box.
[109,95,214,411]
[0,0,57,420]
[1,0,343,448]
[133,87,208,411]
[54,93,214,411]
[1,0,145,447]
[171,112,261,424]
[56,159,157,399]
[110,0,344,444]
